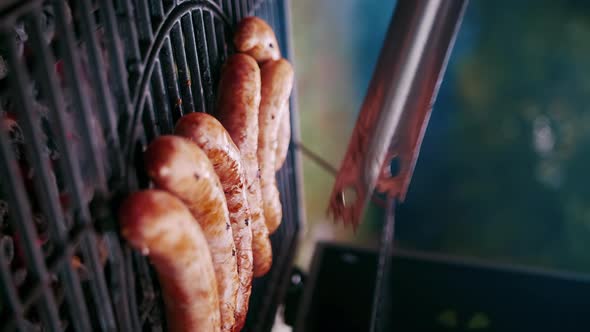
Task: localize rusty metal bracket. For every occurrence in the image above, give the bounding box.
[328,0,468,228]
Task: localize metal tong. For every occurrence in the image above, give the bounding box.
[328,0,468,228]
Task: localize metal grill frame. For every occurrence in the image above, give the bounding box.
[0,0,302,331]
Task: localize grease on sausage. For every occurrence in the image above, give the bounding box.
[144,136,238,332]
[119,190,220,332]
[275,101,290,171]
[175,112,253,331]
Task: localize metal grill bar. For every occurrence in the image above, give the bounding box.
[141,99,159,140]
[150,62,173,133]
[133,250,160,329]
[78,0,123,178]
[192,9,214,111]
[0,254,26,331]
[134,0,154,50]
[204,11,220,88]
[151,1,185,123]
[213,0,228,66]
[134,0,173,135]
[20,6,119,330]
[170,23,195,114]
[222,0,233,24]
[181,14,207,113]
[160,37,185,122]
[215,18,228,60]
[103,233,134,331]
[26,10,94,332]
[122,247,142,331]
[53,0,107,190]
[99,1,132,118]
[116,0,142,71]
[240,0,248,20]
[2,30,62,332]
[232,0,241,24]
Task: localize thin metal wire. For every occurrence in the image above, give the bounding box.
[293,141,338,176]
[369,198,395,332]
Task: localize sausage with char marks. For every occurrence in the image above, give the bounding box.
[119,190,221,332]
[175,112,253,331]
[216,54,273,277]
[144,136,238,332]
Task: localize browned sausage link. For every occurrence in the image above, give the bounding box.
[234,16,280,64]
[119,190,221,332]
[175,112,253,331]
[144,136,238,332]
[216,54,272,277]
[258,59,294,234]
[275,101,290,171]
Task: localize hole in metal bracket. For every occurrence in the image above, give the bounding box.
[388,156,400,178]
[339,186,358,207]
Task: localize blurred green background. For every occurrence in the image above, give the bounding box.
[290,0,590,274]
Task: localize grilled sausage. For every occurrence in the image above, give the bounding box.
[216,54,272,277]
[144,136,237,332]
[233,17,292,195]
[275,101,290,171]
[258,59,294,233]
[119,190,220,332]
[175,112,253,331]
[234,17,280,64]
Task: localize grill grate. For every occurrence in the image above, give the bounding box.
[0,0,301,331]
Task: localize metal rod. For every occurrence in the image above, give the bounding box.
[369,199,396,332]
